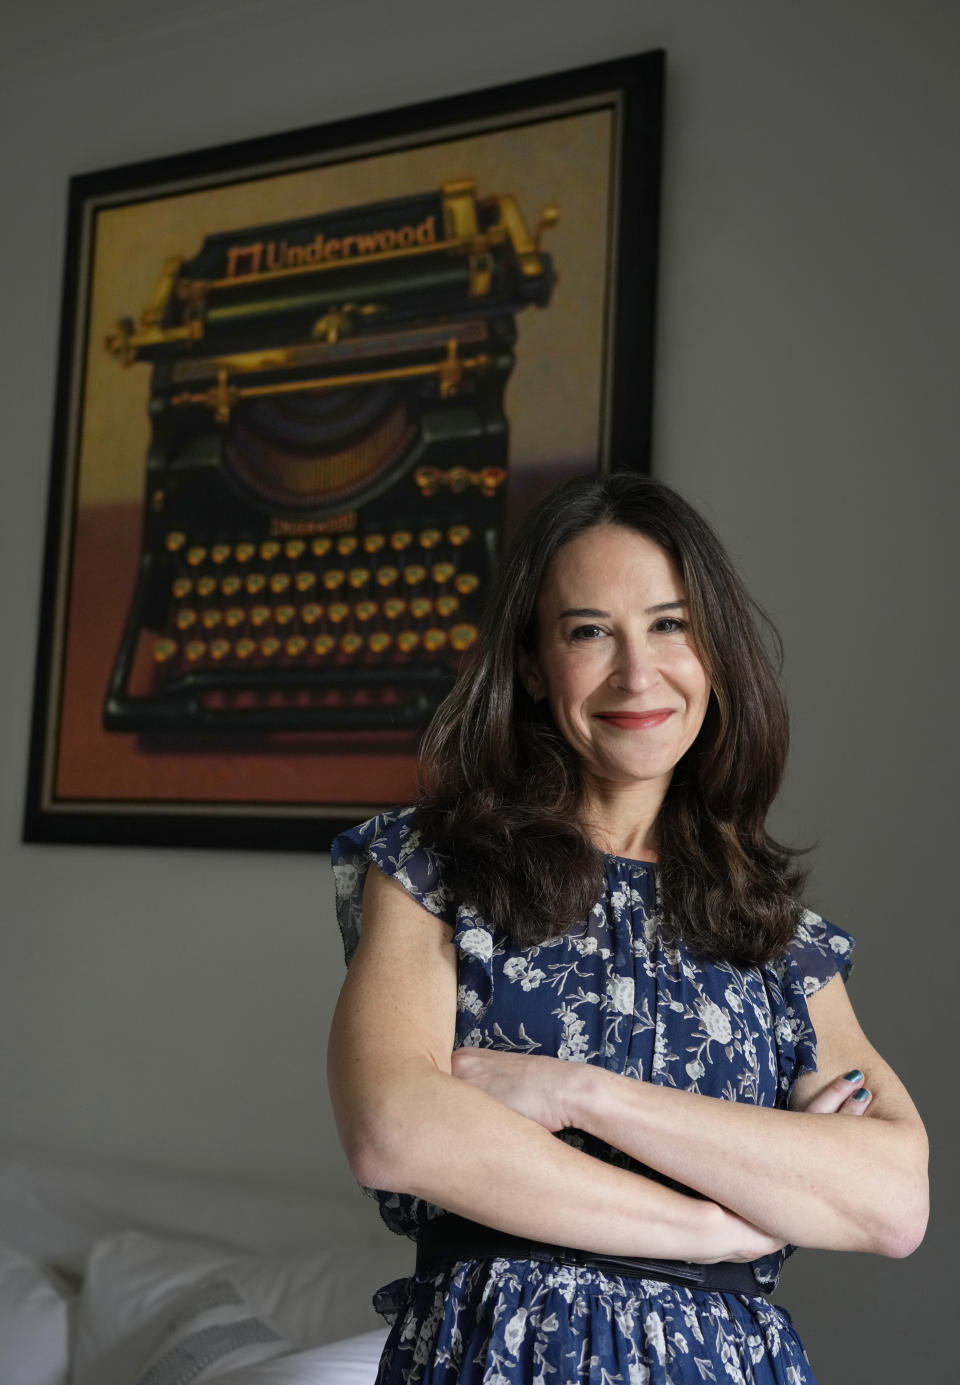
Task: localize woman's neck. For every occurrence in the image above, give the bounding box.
[580,772,670,863]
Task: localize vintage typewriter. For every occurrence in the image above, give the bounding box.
[104,179,557,732]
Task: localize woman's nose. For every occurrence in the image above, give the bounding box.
[609,640,659,693]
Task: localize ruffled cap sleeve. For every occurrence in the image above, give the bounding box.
[331,806,459,964]
[787,908,855,994]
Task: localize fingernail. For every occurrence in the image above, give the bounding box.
[852,1088,870,1102]
[843,1070,863,1083]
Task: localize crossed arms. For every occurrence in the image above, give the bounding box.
[327,867,928,1265]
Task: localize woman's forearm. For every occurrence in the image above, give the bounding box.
[333,1052,777,1265]
[565,1064,927,1257]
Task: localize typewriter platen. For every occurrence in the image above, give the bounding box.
[103,179,557,732]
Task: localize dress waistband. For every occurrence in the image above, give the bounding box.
[416,1212,770,1297]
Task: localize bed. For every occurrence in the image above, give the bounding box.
[0,1143,412,1385]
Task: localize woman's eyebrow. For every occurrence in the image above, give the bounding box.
[556,600,688,620]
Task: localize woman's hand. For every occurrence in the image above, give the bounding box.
[797,1068,873,1116]
[694,1206,787,1264]
[450,1048,580,1132]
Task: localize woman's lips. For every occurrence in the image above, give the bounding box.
[595,710,674,730]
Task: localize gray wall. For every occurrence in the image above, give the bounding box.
[1,1,955,1379]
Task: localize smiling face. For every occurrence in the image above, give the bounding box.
[522,524,712,806]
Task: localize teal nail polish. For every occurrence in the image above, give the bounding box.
[843,1069,863,1082]
[852,1088,870,1102]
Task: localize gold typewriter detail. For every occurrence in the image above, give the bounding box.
[102,180,557,732]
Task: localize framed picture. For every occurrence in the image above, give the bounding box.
[23,50,664,852]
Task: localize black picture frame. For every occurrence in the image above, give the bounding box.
[23,49,664,852]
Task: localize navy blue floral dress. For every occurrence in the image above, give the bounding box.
[332,807,855,1385]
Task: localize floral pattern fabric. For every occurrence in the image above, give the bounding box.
[332,807,855,1385]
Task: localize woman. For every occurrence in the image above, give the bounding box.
[328,473,927,1385]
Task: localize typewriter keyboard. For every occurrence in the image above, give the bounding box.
[152,525,482,674]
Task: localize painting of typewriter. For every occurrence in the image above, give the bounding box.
[104,179,557,734]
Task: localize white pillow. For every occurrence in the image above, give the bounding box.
[0,1243,73,1385]
[74,1229,412,1385]
[134,1276,293,1385]
[211,1329,389,1385]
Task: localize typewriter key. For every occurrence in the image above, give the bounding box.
[259,540,281,562]
[224,607,245,629]
[348,567,371,589]
[210,638,231,661]
[403,564,427,586]
[375,565,399,587]
[414,466,441,497]
[322,569,346,591]
[418,528,443,550]
[245,573,266,595]
[313,633,336,656]
[235,637,257,660]
[196,575,218,598]
[390,530,414,551]
[185,639,207,662]
[397,629,420,653]
[480,467,507,497]
[435,594,460,618]
[363,533,386,554]
[311,536,332,558]
[211,543,232,565]
[455,572,480,595]
[234,542,256,563]
[260,637,281,658]
[274,604,296,626]
[383,598,407,621]
[294,571,317,593]
[423,628,448,653]
[186,546,207,567]
[221,575,243,597]
[448,525,472,547]
[337,535,359,556]
[250,605,271,628]
[355,601,378,622]
[285,635,308,658]
[450,623,479,651]
[368,631,392,654]
[270,573,291,594]
[153,638,178,663]
[284,539,306,560]
[328,602,350,624]
[409,596,433,620]
[175,608,198,631]
[301,603,324,625]
[172,577,193,599]
[164,531,187,553]
[201,609,222,630]
[430,562,456,585]
[340,632,364,656]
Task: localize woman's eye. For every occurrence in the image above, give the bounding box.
[652,617,687,634]
[569,624,605,641]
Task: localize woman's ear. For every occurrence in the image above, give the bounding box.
[516,649,545,702]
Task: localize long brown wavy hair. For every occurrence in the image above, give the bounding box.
[416,473,804,964]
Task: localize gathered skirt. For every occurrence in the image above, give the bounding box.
[374,1257,817,1385]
